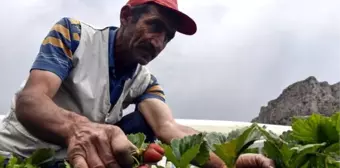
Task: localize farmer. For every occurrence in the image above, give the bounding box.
[0,0,275,167]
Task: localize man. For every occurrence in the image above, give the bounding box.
[0,0,275,167]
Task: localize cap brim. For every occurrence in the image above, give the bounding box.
[169,9,197,35]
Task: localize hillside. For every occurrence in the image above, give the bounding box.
[251,76,340,125]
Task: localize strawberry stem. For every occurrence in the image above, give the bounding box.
[132,155,140,166]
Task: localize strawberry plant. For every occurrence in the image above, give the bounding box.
[127,133,165,167]
[0,112,338,168]
[0,148,55,168]
[160,133,209,168]
[209,123,262,168]
[258,112,340,168]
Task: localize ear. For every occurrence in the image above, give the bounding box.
[120,5,133,26]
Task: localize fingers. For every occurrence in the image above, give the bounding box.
[259,155,275,168]
[236,154,275,168]
[85,139,105,168]
[93,132,119,167]
[67,145,89,168]
[109,128,137,168]
[67,123,137,168]
[72,155,89,168]
[252,154,275,168]
[67,134,108,168]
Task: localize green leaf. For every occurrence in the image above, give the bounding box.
[291,114,321,144]
[192,140,210,166]
[241,147,259,154]
[318,116,339,144]
[171,133,205,160]
[262,141,290,168]
[279,130,300,147]
[213,140,237,168]
[127,133,147,150]
[24,148,55,165]
[64,160,72,168]
[204,132,228,151]
[327,157,340,168]
[256,125,287,147]
[234,124,262,153]
[161,144,180,166]
[324,143,340,153]
[290,142,327,167]
[161,133,207,168]
[24,164,38,168]
[258,113,340,168]
[324,143,340,161]
[7,155,20,168]
[331,112,340,133]
[309,153,340,168]
[257,125,294,168]
[0,155,5,168]
[212,124,262,168]
[291,113,339,144]
[178,144,201,168]
[225,127,248,141]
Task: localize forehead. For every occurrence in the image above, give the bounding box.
[144,4,177,28]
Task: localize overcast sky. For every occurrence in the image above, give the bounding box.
[0,0,339,122]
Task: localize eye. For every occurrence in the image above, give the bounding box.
[146,19,175,42]
[150,20,165,33]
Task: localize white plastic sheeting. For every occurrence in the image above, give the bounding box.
[175,118,291,135]
[0,115,292,134]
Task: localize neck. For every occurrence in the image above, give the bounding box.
[114,28,137,75]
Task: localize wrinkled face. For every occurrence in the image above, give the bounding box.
[119,3,177,65]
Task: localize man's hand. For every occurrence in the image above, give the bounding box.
[66,121,138,168]
[235,154,275,168]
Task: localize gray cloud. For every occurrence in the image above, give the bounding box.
[1,0,339,122]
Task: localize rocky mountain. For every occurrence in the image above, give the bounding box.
[251,76,340,125]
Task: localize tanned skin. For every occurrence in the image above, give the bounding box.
[15,2,275,168]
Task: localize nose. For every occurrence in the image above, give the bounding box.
[150,32,166,52]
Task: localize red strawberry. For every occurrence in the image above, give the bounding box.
[143,144,164,163]
[138,164,149,168]
[149,143,165,155]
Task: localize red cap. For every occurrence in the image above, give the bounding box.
[126,0,197,35]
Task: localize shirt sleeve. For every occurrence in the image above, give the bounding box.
[134,74,166,104]
[30,17,81,80]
